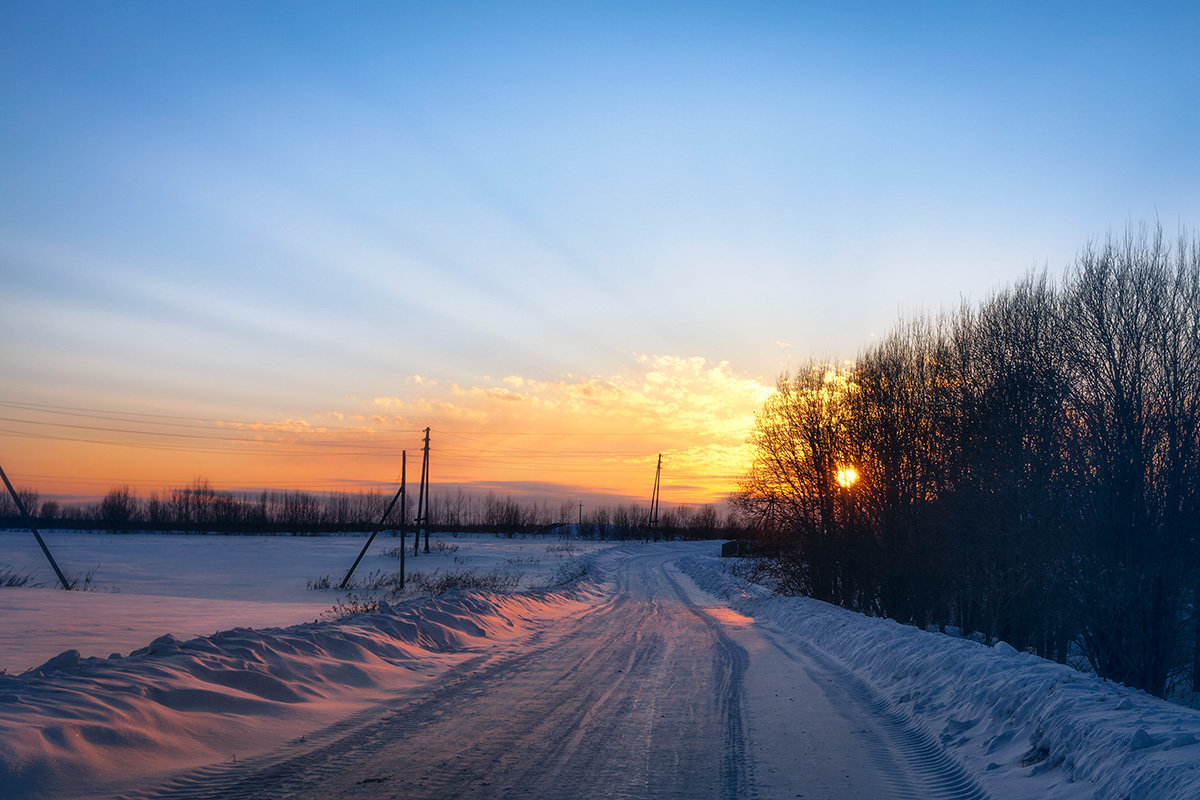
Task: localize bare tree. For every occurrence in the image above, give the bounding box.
[735,223,1199,699]
[1060,224,1200,695]
[98,485,139,533]
[735,363,857,603]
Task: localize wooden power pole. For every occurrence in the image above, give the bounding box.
[398,450,406,589]
[422,427,431,553]
[414,427,430,556]
[649,453,662,534]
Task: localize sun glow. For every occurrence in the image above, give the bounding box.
[835,467,859,488]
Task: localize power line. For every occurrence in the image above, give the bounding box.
[0,411,719,450]
[437,429,693,439]
[0,401,706,439]
[0,419,715,458]
[0,428,420,457]
[0,401,746,496]
[0,399,424,432]
[0,428,700,464]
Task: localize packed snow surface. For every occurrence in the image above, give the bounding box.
[680,555,1200,800]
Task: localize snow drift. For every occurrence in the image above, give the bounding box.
[680,555,1200,800]
[0,588,594,800]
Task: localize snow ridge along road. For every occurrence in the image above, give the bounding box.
[119,544,988,800]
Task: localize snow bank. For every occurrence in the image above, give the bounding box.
[0,587,594,800]
[680,555,1200,800]
[0,529,616,673]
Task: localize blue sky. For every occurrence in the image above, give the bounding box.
[2,2,1198,499]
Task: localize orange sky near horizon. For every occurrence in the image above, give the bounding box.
[1,356,773,508]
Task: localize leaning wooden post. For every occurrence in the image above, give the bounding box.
[340,470,407,590]
[0,463,71,590]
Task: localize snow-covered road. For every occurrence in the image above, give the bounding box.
[10,539,1196,799]
[121,545,986,800]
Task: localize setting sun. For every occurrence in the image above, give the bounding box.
[835,467,859,488]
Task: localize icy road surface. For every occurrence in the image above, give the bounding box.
[126,546,985,800]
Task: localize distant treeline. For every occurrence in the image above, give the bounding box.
[0,479,737,540]
[733,224,1200,703]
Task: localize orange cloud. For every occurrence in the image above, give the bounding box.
[368,355,772,503]
[0,357,771,506]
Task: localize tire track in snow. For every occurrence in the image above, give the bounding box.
[761,628,990,800]
[655,559,752,800]
[121,548,752,800]
[115,603,595,800]
[122,545,987,800]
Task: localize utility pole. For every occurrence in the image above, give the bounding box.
[578,502,583,526]
[415,427,429,556]
[422,427,431,553]
[0,462,71,590]
[340,463,407,589]
[398,450,406,590]
[648,453,662,536]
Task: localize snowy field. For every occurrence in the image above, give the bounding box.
[0,529,613,674]
[0,529,615,799]
[3,534,1200,799]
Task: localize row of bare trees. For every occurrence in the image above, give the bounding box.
[0,479,395,534]
[428,488,726,539]
[733,224,1200,700]
[3,479,733,540]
